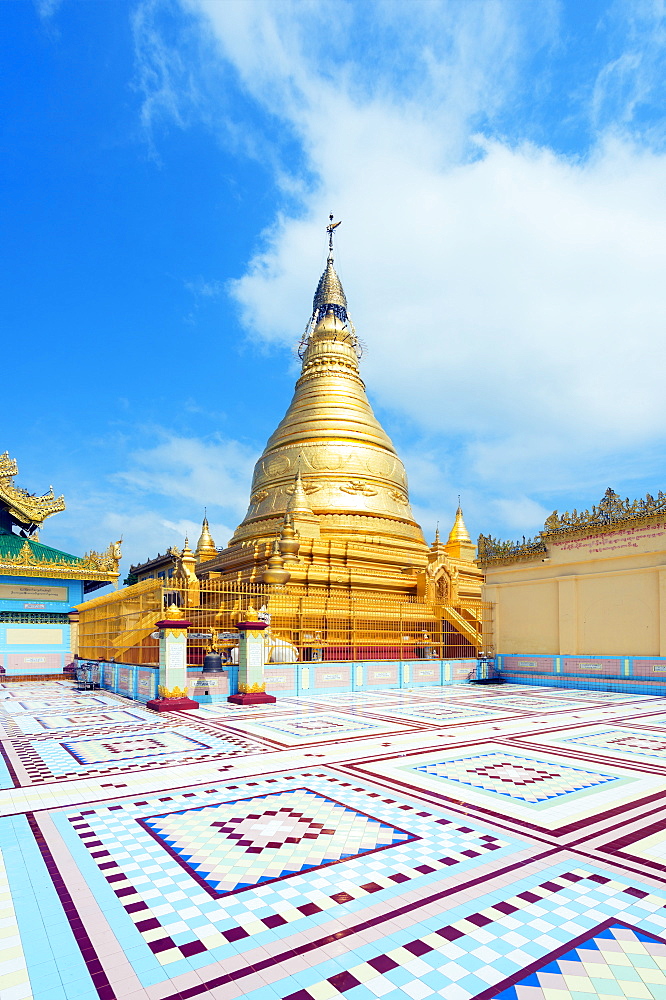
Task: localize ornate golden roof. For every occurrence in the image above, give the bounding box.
[478,487,666,567]
[0,451,66,530]
[0,532,121,586]
[230,223,424,550]
[0,453,18,480]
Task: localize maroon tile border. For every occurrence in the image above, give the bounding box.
[601,816,666,874]
[0,741,20,788]
[26,812,115,1000]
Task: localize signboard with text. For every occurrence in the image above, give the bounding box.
[0,583,69,602]
[550,522,666,562]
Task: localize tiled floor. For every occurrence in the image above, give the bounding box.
[2,682,666,999]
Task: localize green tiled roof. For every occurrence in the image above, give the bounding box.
[0,529,83,566]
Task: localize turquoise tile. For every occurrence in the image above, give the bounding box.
[4,682,666,1000]
[33,987,68,1000]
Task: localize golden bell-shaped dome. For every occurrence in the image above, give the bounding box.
[279,514,301,560]
[207,219,430,595]
[231,252,423,551]
[262,538,291,586]
[445,502,476,562]
[195,513,217,565]
[447,506,471,545]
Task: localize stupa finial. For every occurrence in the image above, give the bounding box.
[310,215,348,328]
[326,213,341,261]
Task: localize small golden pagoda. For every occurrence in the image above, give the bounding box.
[419,504,483,606]
[200,220,482,604]
[195,513,217,565]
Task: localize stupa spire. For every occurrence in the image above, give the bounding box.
[286,469,314,516]
[447,500,472,546]
[227,220,427,569]
[430,520,446,556]
[445,499,476,562]
[310,215,350,328]
[195,510,217,564]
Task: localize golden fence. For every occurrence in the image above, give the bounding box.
[77,577,493,667]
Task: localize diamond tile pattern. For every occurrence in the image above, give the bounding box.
[12,709,155,734]
[3,696,119,714]
[61,772,511,970]
[61,729,212,765]
[365,703,501,723]
[491,922,666,999]
[139,787,415,894]
[232,711,384,736]
[563,727,666,758]
[2,678,666,1000]
[414,752,618,802]
[7,723,264,781]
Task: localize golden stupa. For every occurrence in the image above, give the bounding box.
[199,219,482,604]
[195,513,217,565]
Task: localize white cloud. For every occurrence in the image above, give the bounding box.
[39,430,257,574]
[234,135,666,445]
[184,276,222,298]
[490,496,553,534]
[130,0,666,539]
[34,0,63,20]
[591,0,666,135]
[113,431,256,516]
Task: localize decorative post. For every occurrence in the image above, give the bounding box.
[147,607,199,712]
[228,608,276,705]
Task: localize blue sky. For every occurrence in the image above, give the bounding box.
[3,0,666,582]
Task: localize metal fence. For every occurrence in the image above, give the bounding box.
[77,577,493,667]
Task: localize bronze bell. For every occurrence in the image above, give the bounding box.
[202,650,223,674]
